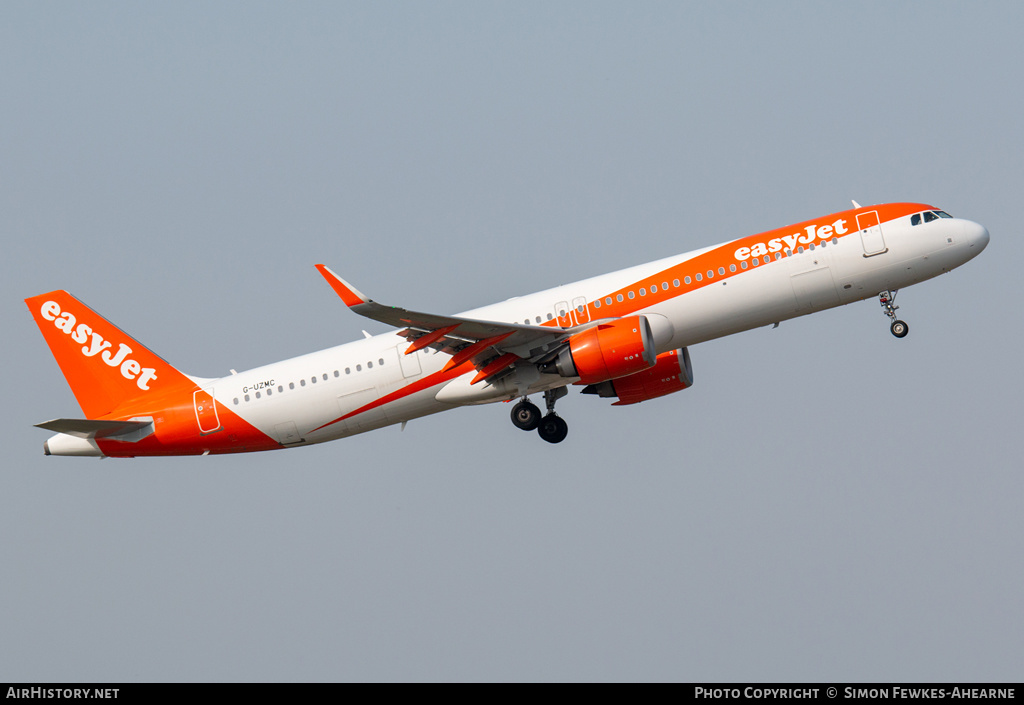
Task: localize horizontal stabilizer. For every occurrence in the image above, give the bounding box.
[35,418,155,442]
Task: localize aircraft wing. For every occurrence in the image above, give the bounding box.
[316,264,584,384]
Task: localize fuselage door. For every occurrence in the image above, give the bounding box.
[571,297,590,325]
[193,388,222,434]
[856,210,888,256]
[556,301,572,328]
[397,343,422,378]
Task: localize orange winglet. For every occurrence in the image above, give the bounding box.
[315,264,370,308]
[442,332,514,373]
[404,324,460,355]
[470,353,518,385]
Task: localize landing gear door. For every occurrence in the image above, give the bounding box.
[856,210,887,256]
[193,388,222,435]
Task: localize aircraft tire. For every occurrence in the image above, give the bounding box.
[537,414,568,444]
[890,320,909,338]
[511,400,542,431]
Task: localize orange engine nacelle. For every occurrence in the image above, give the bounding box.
[582,347,693,405]
[547,316,657,385]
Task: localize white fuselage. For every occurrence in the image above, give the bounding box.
[208,209,988,448]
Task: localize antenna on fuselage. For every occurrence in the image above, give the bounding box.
[852,200,862,208]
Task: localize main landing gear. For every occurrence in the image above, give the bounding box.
[510,388,568,444]
[879,290,909,338]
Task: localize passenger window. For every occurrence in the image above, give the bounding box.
[718,267,725,275]
[311,377,317,384]
[639,288,646,296]
[367,361,373,369]
[379,358,384,366]
[628,291,635,299]
[300,380,306,387]
[662,282,669,290]
[673,279,680,287]
[278,385,283,392]
[255,391,261,399]
[605,297,613,305]
[741,261,748,269]
[650,285,657,293]
[729,264,736,272]
[244,394,250,402]
[233,398,239,405]
[616,294,623,302]
[695,273,702,281]
[356,364,361,372]
[707,270,714,279]
[323,373,328,380]
[289,382,295,389]
[684,276,691,284]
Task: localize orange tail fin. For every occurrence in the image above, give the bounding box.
[25,291,194,418]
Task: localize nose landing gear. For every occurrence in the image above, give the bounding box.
[879,290,909,338]
[510,387,569,443]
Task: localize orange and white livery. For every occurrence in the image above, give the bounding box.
[27,201,989,456]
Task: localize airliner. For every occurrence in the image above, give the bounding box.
[27,201,989,457]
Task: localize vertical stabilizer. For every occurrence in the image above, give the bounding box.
[25,291,194,418]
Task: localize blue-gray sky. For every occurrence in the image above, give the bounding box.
[2,1,1021,681]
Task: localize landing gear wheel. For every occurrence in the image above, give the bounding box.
[510,400,542,431]
[890,320,909,338]
[537,414,568,444]
[879,290,909,339]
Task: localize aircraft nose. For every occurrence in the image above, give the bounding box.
[963,220,990,252]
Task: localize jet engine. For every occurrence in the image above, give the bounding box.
[544,316,656,384]
[582,347,693,405]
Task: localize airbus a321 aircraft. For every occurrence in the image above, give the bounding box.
[27,201,988,457]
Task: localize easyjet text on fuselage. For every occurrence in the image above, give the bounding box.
[734,218,849,261]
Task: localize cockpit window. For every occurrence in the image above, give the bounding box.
[912,210,953,226]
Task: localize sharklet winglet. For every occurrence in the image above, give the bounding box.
[315,264,371,308]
